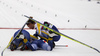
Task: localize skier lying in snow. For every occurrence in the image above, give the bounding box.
[9,30,51,51]
[26,17,61,50]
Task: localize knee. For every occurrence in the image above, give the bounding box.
[42,43,51,51]
[31,44,38,50]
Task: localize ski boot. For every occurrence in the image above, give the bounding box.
[10,43,17,51]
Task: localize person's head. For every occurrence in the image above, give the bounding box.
[26,17,35,29]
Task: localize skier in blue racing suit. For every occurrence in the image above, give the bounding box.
[26,17,61,51]
[9,29,51,51]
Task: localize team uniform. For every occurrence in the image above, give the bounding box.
[9,30,51,51]
[33,21,61,50]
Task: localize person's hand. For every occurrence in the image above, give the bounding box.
[49,31,58,37]
[19,34,24,39]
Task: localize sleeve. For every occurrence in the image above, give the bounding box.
[52,25,59,32]
[48,25,60,37]
[33,31,39,37]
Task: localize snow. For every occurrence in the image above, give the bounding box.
[0,0,100,56]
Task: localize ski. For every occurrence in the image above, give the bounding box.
[1,19,29,56]
[24,15,100,53]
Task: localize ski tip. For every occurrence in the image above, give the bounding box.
[93,48,100,53]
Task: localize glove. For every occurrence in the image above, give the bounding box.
[19,34,25,39]
[49,31,58,37]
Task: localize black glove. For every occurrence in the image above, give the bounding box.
[49,30,58,37]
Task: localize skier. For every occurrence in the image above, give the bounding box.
[9,29,51,51]
[26,17,61,51]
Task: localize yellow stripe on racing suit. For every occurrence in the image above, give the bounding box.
[35,22,53,42]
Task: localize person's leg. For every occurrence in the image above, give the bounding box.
[26,41,38,51]
[38,40,51,51]
[41,43,51,51]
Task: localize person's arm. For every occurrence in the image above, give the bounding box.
[33,31,39,37]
